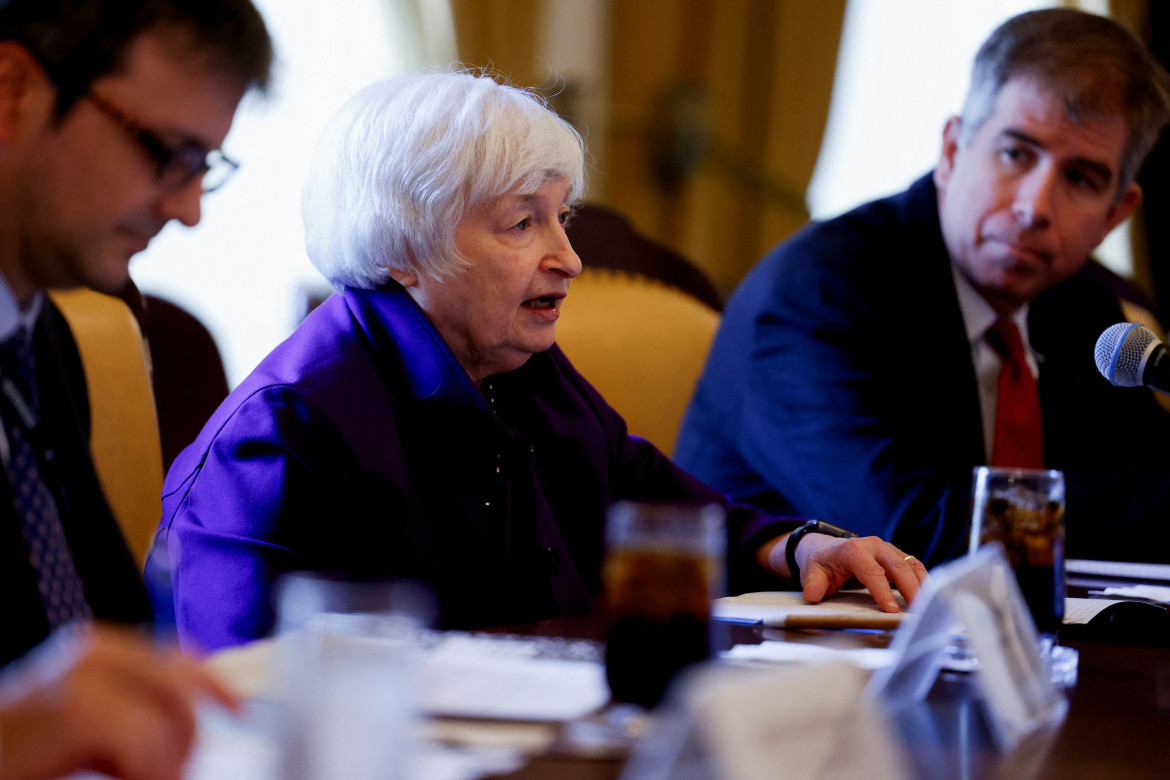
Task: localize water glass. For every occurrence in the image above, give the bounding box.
[274,574,433,780]
[969,467,1066,633]
[601,501,725,709]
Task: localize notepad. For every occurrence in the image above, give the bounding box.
[713,589,907,630]
[1066,558,1170,583]
[1062,597,1120,625]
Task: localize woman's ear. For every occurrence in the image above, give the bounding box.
[388,268,418,287]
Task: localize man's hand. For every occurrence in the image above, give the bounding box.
[759,533,928,612]
[0,624,240,780]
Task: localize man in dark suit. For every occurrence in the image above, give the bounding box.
[0,2,270,777]
[676,8,1170,567]
[0,0,271,668]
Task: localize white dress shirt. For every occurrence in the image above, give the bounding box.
[0,275,45,467]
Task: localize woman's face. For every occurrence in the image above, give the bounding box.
[401,177,581,383]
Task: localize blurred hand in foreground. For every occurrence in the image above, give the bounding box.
[0,624,239,780]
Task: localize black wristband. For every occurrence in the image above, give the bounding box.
[785,519,859,582]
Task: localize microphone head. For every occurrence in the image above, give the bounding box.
[1094,321,1159,387]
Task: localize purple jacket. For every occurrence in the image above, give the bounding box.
[150,284,795,651]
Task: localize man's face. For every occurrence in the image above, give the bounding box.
[3,29,247,300]
[934,76,1141,314]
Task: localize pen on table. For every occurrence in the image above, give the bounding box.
[713,615,764,625]
[766,613,905,630]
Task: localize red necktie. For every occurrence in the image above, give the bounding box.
[987,318,1044,469]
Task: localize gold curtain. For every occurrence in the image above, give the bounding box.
[604,0,846,294]
[449,0,547,83]
[1105,0,1150,33]
[450,0,848,296]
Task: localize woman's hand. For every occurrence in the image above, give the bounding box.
[759,533,929,612]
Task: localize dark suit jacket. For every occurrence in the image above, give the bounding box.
[151,283,796,653]
[676,174,1170,566]
[0,299,150,667]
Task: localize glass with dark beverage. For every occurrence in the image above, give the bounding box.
[601,501,725,709]
[969,467,1066,634]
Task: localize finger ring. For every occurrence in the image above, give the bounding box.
[903,554,916,562]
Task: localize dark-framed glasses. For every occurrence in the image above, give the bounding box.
[82,91,239,193]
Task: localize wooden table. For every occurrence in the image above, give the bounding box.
[899,638,1170,780]
[486,618,1170,779]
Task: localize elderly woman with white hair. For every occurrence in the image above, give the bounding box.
[149,70,926,652]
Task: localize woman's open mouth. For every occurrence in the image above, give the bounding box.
[523,296,559,310]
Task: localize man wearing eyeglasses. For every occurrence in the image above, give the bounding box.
[0,2,270,778]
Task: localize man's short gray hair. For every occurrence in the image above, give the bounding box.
[958,8,1170,192]
[302,69,587,291]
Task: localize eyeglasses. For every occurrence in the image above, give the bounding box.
[82,91,239,193]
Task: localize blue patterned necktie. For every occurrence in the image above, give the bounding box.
[1,327,91,628]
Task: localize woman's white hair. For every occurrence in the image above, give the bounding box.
[302,68,587,290]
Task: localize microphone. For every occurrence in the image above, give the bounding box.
[1094,322,1170,395]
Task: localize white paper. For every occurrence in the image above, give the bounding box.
[418,650,607,721]
[185,634,600,780]
[207,632,609,722]
[1100,584,1170,604]
[1063,597,1123,625]
[1066,558,1170,582]
[720,641,896,670]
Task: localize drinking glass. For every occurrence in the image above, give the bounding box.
[601,501,725,709]
[273,574,434,780]
[969,467,1066,634]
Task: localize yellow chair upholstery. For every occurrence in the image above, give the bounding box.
[555,269,720,455]
[48,288,164,569]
